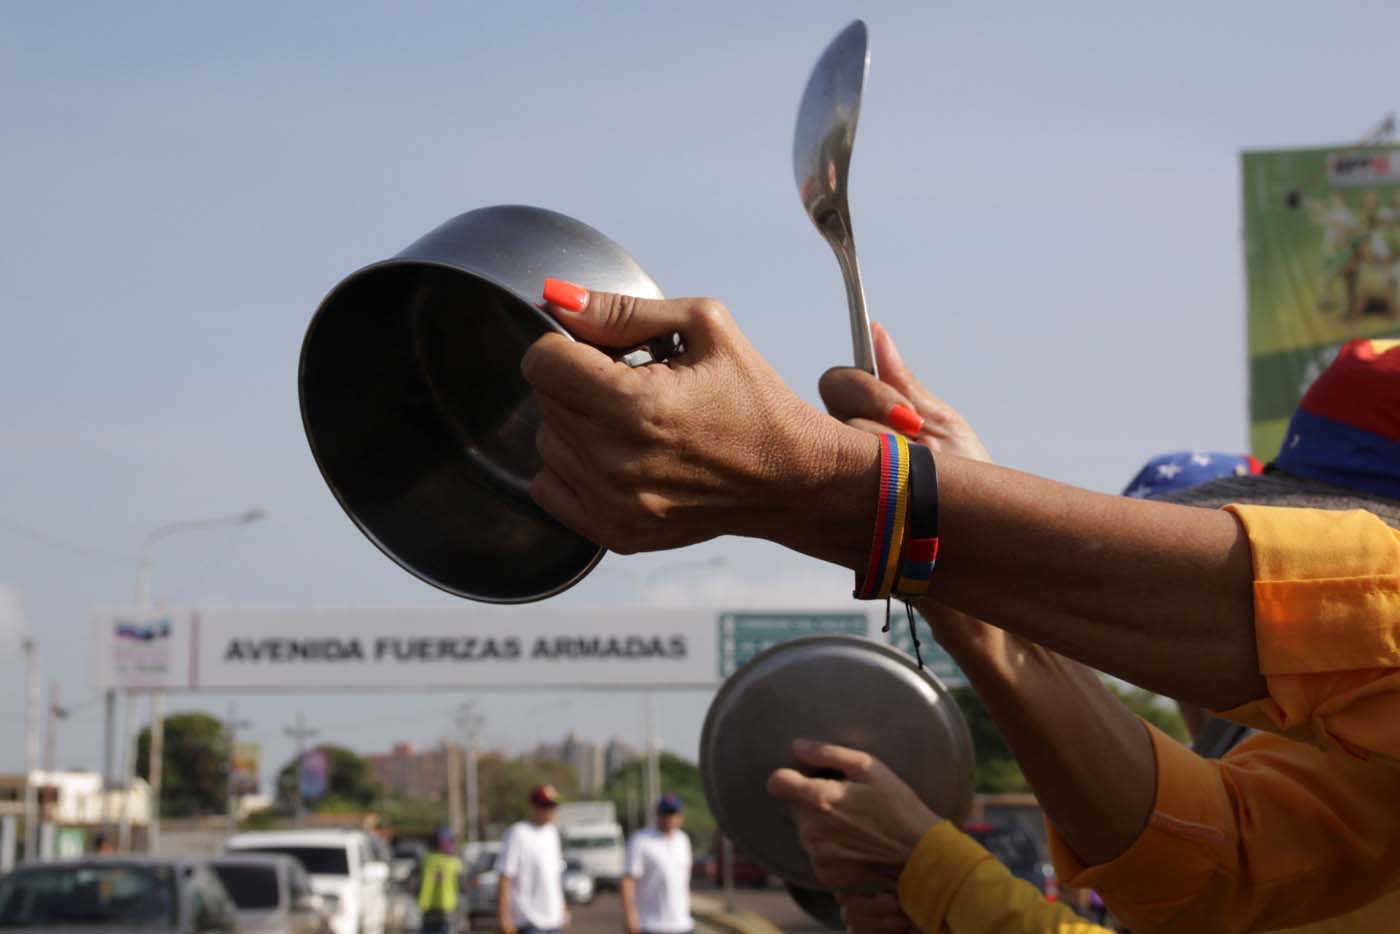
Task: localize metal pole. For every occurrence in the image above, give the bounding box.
[147,691,164,853]
[643,690,659,817]
[445,740,463,842]
[117,690,134,851]
[721,836,736,912]
[101,689,115,836]
[456,703,482,845]
[283,713,317,825]
[22,639,39,863]
[44,683,60,773]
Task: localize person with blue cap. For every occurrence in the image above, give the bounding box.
[621,794,693,934]
[418,827,464,933]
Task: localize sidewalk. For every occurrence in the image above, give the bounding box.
[692,894,783,934]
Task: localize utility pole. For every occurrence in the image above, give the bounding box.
[456,703,483,845]
[117,691,135,851]
[22,639,39,863]
[225,703,253,838]
[642,690,660,819]
[148,692,164,853]
[283,713,318,825]
[44,683,67,773]
[101,689,116,840]
[445,740,463,842]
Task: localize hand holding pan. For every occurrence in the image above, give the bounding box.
[699,636,974,892]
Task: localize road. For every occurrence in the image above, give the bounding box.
[427,886,837,934]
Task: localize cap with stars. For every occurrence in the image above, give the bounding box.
[1274,338,1400,499]
[1121,451,1262,499]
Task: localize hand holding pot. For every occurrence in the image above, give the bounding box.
[522,283,878,563]
[766,739,939,892]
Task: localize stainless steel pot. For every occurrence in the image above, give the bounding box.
[700,635,975,891]
[298,205,663,603]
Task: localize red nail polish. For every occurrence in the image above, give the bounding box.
[888,403,924,437]
[543,278,589,312]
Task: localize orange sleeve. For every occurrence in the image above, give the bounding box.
[1048,722,1400,933]
[1219,505,1400,761]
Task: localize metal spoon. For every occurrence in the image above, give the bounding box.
[794,20,876,375]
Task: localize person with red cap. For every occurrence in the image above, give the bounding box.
[496,784,567,934]
[621,794,694,934]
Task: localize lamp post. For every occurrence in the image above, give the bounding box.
[22,639,39,862]
[123,508,268,853]
[225,703,254,838]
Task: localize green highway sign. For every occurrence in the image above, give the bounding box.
[717,612,868,677]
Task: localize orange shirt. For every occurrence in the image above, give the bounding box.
[1048,505,1400,932]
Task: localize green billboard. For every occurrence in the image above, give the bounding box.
[1244,145,1400,456]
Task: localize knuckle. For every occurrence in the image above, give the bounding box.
[689,297,730,330]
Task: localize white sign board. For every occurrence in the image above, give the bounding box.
[92,606,965,691]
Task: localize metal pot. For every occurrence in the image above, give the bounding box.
[298,205,663,603]
[700,635,975,891]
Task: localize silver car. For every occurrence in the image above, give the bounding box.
[209,853,332,934]
[0,857,239,933]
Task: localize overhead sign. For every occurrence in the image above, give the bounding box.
[1243,144,1400,456]
[93,606,965,691]
[718,612,868,677]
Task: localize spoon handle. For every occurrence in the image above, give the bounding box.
[831,241,878,376]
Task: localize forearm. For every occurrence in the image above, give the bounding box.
[776,434,1264,710]
[620,877,639,932]
[497,877,513,931]
[928,604,1156,867]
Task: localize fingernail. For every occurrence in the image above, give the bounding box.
[543,278,589,312]
[888,403,923,437]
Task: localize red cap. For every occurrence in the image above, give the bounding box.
[528,784,561,807]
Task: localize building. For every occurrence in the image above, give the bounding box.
[604,739,638,779]
[561,735,605,796]
[366,742,454,802]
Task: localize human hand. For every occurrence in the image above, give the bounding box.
[766,739,939,893]
[836,892,915,934]
[819,322,990,463]
[523,283,878,564]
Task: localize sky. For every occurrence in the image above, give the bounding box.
[3,0,1398,794]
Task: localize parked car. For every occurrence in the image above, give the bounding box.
[209,852,332,934]
[964,822,1059,900]
[390,840,427,886]
[0,857,239,932]
[226,829,390,934]
[704,838,770,888]
[561,856,594,906]
[463,844,501,921]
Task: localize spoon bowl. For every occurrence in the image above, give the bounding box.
[793,20,877,375]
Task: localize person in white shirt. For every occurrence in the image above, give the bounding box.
[496,784,568,934]
[621,794,694,934]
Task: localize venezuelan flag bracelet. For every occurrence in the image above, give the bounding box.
[853,433,940,601]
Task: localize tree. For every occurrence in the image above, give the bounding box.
[136,712,228,818]
[275,744,382,813]
[476,753,579,833]
[601,753,716,854]
[952,680,1190,795]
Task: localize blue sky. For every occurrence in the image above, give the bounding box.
[3,0,1396,790]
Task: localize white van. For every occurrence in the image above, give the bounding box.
[226,829,390,934]
[561,820,625,889]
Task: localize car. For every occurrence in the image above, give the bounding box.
[705,838,769,888]
[463,844,501,921]
[963,822,1059,901]
[226,829,391,934]
[390,840,427,886]
[209,852,332,934]
[0,856,239,933]
[561,856,594,906]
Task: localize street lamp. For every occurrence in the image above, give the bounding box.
[119,508,268,853]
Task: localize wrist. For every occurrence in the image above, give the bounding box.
[756,413,881,570]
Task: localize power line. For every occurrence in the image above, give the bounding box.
[0,518,134,564]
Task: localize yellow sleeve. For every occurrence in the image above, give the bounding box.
[1219,506,1400,761]
[1048,722,1400,933]
[897,822,1109,934]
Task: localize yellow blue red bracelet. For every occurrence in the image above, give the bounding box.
[854,433,911,600]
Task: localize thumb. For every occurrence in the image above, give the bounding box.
[541,279,728,353]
